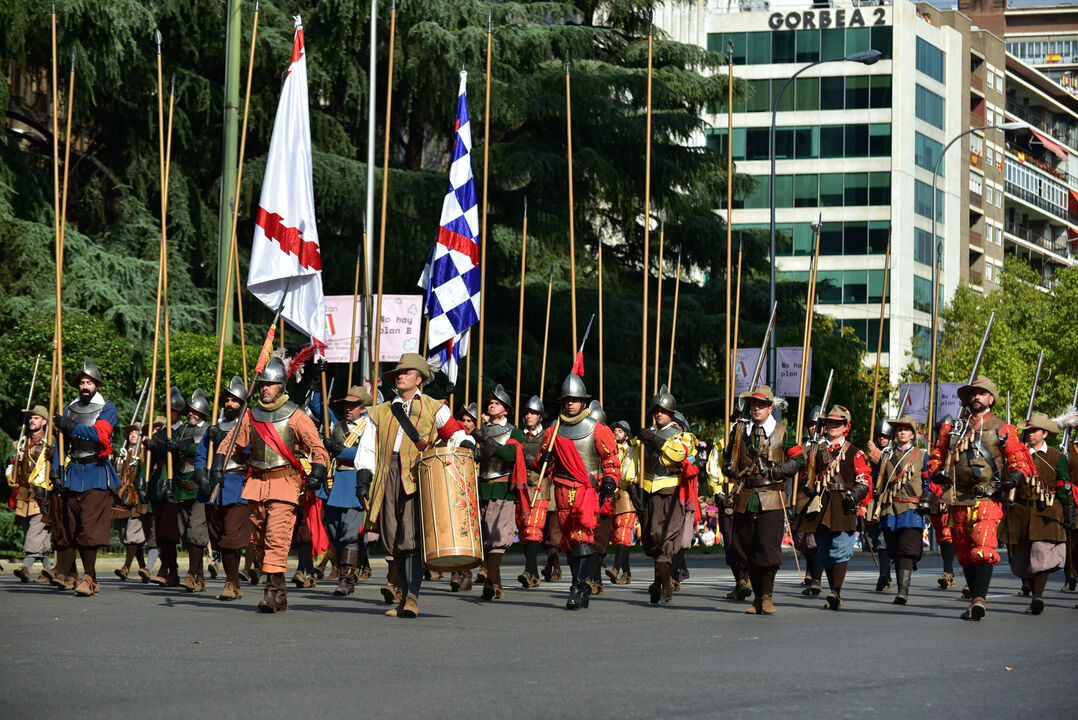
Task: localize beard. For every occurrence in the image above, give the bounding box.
[78,388,94,403]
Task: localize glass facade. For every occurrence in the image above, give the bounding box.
[915,37,945,83]
[739,221,890,257]
[914,132,944,176]
[915,85,945,129]
[914,180,944,222]
[707,123,891,161]
[712,75,891,113]
[736,172,891,209]
[707,26,893,65]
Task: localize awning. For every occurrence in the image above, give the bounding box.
[1031,128,1067,161]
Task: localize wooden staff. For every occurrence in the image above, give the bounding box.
[565,52,578,353]
[279,318,285,350]
[57,48,75,375]
[640,19,654,429]
[362,215,373,386]
[211,1,260,426]
[666,251,682,390]
[476,9,493,410]
[230,205,248,384]
[868,234,892,437]
[539,264,554,399]
[513,197,528,425]
[464,328,472,403]
[927,242,942,434]
[795,218,822,439]
[320,361,331,432]
[146,32,166,451]
[652,216,664,394]
[347,214,365,389]
[373,1,398,390]
[161,73,177,479]
[731,240,743,411]
[47,3,60,457]
[598,238,604,407]
[724,39,734,430]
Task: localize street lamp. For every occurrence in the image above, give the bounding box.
[925,120,1027,431]
[768,49,882,389]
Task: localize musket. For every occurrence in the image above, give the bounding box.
[118,378,150,502]
[210,280,294,504]
[726,303,778,490]
[1060,374,1078,452]
[531,314,596,507]
[14,354,43,467]
[803,368,835,499]
[1015,349,1046,508]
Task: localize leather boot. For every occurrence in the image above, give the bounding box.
[875,559,893,592]
[825,562,846,610]
[482,554,503,600]
[726,567,752,600]
[258,574,279,613]
[759,568,777,614]
[744,567,763,614]
[219,550,243,600]
[274,572,288,612]
[1027,572,1048,614]
[334,547,359,596]
[566,546,593,610]
[894,568,912,605]
[520,542,541,588]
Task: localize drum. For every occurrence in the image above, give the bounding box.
[415,446,484,571]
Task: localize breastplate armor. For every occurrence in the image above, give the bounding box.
[644,425,681,480]
[67,400,104,460]
[559,418,600,478]
[177,422,208,474]
[953,416,1005,502]
[521,429,543,467]
[249,402,299,470]
[480,422,514,479]
[219,417,247,473]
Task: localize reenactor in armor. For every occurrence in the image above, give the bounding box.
[473,384,526,600]
[669,410,698,588]
[50,358,122,597]
[194,376,254,600]
[870,415,927,605]
[148,387,187,587]
[169,389,211,592]
[722,386,804,615]
[798,406,871,610]
[214,357,329,613]
[318,386,376,597]
[606,420,637,585]
[516,395,548,588]
[9,406,53,583]
[633,385,698,605]
[925,375,1036,620]
[1000,412,1071,615]
[585,400,615,596]
[534,374,620,610]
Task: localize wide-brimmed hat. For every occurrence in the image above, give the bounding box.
[23,405,48,420]
[382,353,432,384]
[740,385,775,405]
[1018,412,1059,435]
[335,385,374,407]
[821,405,852,425]
[886,414,919,433]
[957,374,998,404]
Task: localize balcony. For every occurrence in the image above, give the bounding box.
[1006,98,1078,150]
[969,230,983,248]
[1005,180,1078,226]
[1005,219,1075,260]
[970,191,983,207]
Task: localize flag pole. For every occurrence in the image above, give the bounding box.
[640,17,654,428]
[795,218,822,439]
[666,251,682,390]
[513,197,528,426]
[652,215,664,394]
[476,9,493,410]
[347,213,365,389]
[212,1,261,424]
[162,72,177,481]
[598,238,604,407]
[373,1,398,389]
[724,39,734,434]
[539,264,553,400]
[565,51,578,353]
[868,233,892,438]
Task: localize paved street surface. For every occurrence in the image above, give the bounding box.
[2,552,1076,719]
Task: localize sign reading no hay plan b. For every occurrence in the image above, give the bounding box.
[322,294,423,363]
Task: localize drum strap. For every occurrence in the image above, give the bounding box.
[391,402,427,450]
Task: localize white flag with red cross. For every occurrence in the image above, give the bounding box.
[247,16,326,345]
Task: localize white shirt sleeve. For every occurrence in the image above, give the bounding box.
[356,419,376,473]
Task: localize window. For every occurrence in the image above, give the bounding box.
[747,31,771,64]
[845,124,869,157]
[995,187,1002,206]
[913,325,931,360]
[774,175,794,208]
[820,223,843,255]
[796,77,819,111]
[868,221,890,254]
[742,177,769,209]
[871,25,893,60]
[822,28,845,60]
[869,172,890,206]
[794,174,818,208]
[820,125,844,157]
[867,270,888,305]
[796,30,820,63]
[844,173,868,206]
[820,174,844,207]
[745,128,769,160]
[843,269,868,303]
[772,31,796,64]
[845,76,869,109]
[821,77,844,110]
[986,72,995,91]
[747,79,770,112]
[846,28,871,56]
[914,227,935,266]
[985,263,995,283]
[794,126,818,159]
[915,132,944,175]
[915,180,944,222]
[844,222,868,254]
[995,226,1003,245]
[914,275,934,313]
[817,270,843,304]
[870,125,891,157]
[915,85,945,129]
[870,76,892,109]
[774,128,794,160]
[916,37,945,83]
[996,71,1005,91]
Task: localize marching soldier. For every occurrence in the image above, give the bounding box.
[587,400,616,596]
[473,384,526,600]
[926,415,959,591]
[148,388,187,587]
[926,375,1035,621]
[213,357,329,613]
[722,386,804,615]
[1000,412,1071,614]
[873,415,928,604]
[669,410,698,589]
[865,420,893,592]
[318,385,376,597]
[9,406,53,583]
[516,395,547,588]
[792,410,823,597]
[50,358,123,596]
[194,376,253,601]
[170,389,211,592]
[606,420,637,585]
[799,405,871,610]
[112,423,149,581]
[534,373,620,610]
[364,353,472,618]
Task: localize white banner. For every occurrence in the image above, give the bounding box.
[321,294,423,364]
[776,347,811,398]
[897,381,963,424]
[936,382,964,422]
[731,348,764,397]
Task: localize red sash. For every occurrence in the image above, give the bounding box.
[250,416,308,478]
[303,494,330,556]
[552,435,591,486]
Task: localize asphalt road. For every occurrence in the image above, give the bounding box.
[2,552,1076,719]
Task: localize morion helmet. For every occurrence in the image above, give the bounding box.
[487,383,513,413]
[259,357,288,385]
[652,384,677,413]
[560,373,591,401]
[223,375,248,403]
[524,395,545,417]
[72,357,104,388]
[185,388,210,418]
[588,400,608,425]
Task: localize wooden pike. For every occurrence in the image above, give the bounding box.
[666,251,682,390]
[731,240,743,413]
[347,214,365,389]
[162,72,177,479]
[652,215,664,395]
[598,237,604,407]
[724,38,735,431]
[927,243,942,434]
[795,217,822,440]
[565,51,578,353]
[373,1,398,390]
[476,9,493,409]
[539,264,554,400]
[640,17,654,428]
[230,202,248,385]
[513,198,528,425]
[868,233,892,437]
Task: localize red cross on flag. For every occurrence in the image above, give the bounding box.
[248,16,325,345]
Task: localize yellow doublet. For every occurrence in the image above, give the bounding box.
[639,431,697,493]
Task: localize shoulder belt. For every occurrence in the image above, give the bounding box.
[390,402,426,450]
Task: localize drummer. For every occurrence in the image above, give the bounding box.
[363,353,474,619]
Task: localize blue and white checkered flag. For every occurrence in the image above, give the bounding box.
[418,70,481,385]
